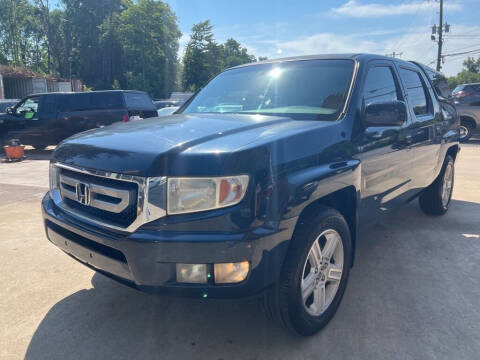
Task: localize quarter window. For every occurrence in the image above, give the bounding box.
[363,66,399,106]
[399,68,429,116]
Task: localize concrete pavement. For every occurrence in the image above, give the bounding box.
[0,142,479,360]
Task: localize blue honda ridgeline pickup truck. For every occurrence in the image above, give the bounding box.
[42,54,459,335]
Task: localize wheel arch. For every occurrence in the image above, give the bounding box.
[293,186,358,267]
[446,144,460,162]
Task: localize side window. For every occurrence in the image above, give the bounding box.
[15,96,40,118]
[90,93,123,109]
[124,93,154,109]
[363,66,399,106]
[399,68,429,116]
[59,93,90,111]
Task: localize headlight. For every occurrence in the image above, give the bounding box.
[167,175,249,214]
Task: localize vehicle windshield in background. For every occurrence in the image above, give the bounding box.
[452,85,465,95]
[181,59,355,121]
[0,101,19,113]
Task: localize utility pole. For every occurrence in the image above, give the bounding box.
[436,0,443,71]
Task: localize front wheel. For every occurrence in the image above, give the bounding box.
[419,155,454,215]
[263,207,352,336]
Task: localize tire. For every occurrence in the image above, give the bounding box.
[262,207,352,336]
[459,120,473,143]
[419,155,454,216]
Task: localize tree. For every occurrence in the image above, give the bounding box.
[0,0,37,67]
[462,57,480,74]
[116,0,181,98]
[222,38,256,68]
[33,0,52,72]
[182,21,256,91]
[447,56,480,88]
[182,20,222,91]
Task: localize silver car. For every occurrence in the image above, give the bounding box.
[453,83,480,142]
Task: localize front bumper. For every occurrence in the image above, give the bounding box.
[42,193,296,298]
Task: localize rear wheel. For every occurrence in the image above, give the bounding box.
[419,155,454,215]
[262,207,352,336]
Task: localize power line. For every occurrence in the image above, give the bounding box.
[444,43,480,53]
[442,48,480,57]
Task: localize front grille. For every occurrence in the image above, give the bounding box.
[59,168,138,227]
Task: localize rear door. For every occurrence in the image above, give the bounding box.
[57,93,92,138]
[396,64,440,190]
[123,92,157,119]
[88,92,126,125]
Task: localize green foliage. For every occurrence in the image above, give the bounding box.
[116,0,180,98]
[222,38,256,68]
[182,20,222,91]
[0,4,260,96]
[0,0,46,71]
[447,70,480,89]
[462,57,480,73]
[182,21,257,91]
[0,0,181,97]
[447,56,480,88]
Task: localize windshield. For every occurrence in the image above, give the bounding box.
[181,59,354,121]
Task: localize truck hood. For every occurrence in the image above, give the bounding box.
[53,113,332,177]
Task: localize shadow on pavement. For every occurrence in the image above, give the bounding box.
[23,147,54,161]
[25,200,480,360]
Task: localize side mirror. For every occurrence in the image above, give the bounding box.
[6,107,13,114]
[363,100,407,127]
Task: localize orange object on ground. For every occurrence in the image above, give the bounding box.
[4,145,25,159]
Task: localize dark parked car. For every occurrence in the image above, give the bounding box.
[452,83,480,141]
[0,99,19,113]
[42,54,459,335]
[0,90,157,149]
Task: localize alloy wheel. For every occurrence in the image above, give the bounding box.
[441,162,454,207]
[301,229,344,316]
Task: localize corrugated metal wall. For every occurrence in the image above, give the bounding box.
[3,77,75,99]
[4,78,30,98]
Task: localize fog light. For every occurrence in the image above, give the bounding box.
[214,261,249,284]
[176,264,207,283]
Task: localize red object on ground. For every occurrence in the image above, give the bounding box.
[4,145,25,160]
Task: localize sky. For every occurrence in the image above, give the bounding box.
[164,0,480,76]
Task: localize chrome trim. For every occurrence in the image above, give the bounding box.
[337,59,359,120]
[59,174,130,213]
[50,162,167,232]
